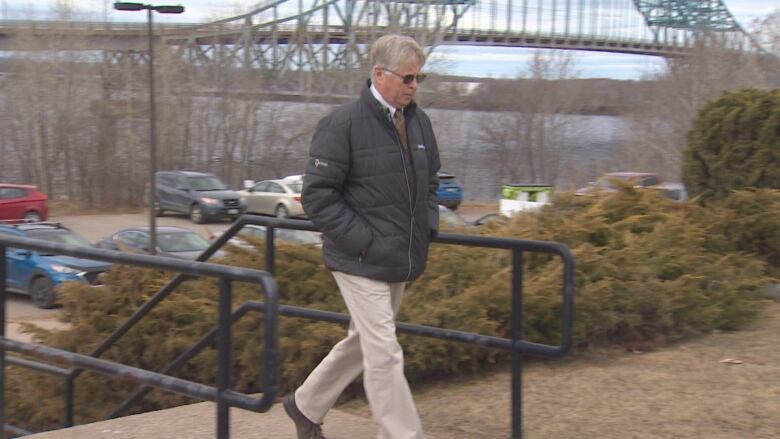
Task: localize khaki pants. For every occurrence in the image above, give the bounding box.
[295,271,423,439]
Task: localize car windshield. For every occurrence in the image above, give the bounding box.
[596,179,617,189]
[596,175,633,189]
[439,207,469,228]
[240,226,320,245]
[157,231,210,252]
[285,181,303,193]
[189,176,226,191]
[277,229,320,245]
[27,229,92,255]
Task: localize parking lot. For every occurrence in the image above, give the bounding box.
[4,212,233,341]
[54,212,232,242]
[5,204,496,340]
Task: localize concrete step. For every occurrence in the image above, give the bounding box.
[26,401,389,438]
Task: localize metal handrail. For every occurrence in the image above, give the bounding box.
[172,214,573,438]
[1,214,574,438]
[0,235,279,438]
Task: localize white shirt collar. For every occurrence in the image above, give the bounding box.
[370,83,399,117]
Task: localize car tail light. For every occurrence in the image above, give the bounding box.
[294,195,301,203]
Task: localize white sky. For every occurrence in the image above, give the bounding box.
[1,0,777,79]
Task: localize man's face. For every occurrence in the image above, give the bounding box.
[374,60,423,109]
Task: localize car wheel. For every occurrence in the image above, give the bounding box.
[23,211,42,222]
[190,204,206,224]
[275,204,289,218]
[30,276,56,309]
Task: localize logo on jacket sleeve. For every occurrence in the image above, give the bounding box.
[417,144,426,150]
[314,158,329,168]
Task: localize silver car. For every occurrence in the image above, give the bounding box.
[95,226,225,260]
[239,178,306,218]
[211,224,322,252]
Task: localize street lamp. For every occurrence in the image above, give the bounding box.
[113,2,184,255]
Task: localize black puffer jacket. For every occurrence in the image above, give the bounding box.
[302,81,441,282]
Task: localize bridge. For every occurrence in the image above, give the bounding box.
[0,0,758,72]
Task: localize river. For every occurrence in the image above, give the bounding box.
[262,102,630,200]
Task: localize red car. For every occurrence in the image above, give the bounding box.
[0,184,49,222]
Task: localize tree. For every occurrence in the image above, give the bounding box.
[475,50,582,186]
[620,34,775,182]
[751,8,780,55]
[682,88,780,204]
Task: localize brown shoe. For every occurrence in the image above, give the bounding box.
[283,394,326,439]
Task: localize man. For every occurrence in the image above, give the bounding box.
[283,34,441,439]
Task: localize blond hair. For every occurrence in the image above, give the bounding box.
[370,34,426,80]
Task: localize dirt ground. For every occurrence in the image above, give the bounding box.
[339,300,780,438]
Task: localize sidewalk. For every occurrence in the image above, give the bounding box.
[7,318,68,343]
[27,401,394,438]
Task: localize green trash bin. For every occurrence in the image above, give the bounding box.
[501,184,553,202]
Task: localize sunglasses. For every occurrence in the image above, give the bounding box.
[381,68,427,84]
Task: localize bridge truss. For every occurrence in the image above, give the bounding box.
[151,0,757,73]
[0,0,760,83]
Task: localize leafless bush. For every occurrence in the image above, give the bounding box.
[619,33,777,182]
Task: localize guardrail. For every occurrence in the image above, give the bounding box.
[0,214,574,438]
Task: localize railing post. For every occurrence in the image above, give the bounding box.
[64,377,74,427]
[1,245,6,433]
[511,248,523,438]
[217,278,232,439]
[265,227,275,275]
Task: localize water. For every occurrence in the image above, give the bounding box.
[257,102,629,200]
[425,108,629,199]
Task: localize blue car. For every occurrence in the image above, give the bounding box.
[436,172,463,211]
[0,222,111,309]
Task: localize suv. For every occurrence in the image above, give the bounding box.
[436,172,463,211]
[0,222,111,308]
[155,171,246,224]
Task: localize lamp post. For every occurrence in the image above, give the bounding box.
[113,2,184,255]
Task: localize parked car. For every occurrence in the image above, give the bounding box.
[0,222,111,308]
[238,177,305,218]
[95,226,224,260]
[648,182,689,203]
[576,172,661,196]
[436,172,463,211]
[0,184,48,223]
[155,171,246,224]
[438,205,504,230]
[212,224,322,251]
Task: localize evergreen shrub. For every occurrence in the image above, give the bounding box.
[683,88,780,204]
[8,187,773,431]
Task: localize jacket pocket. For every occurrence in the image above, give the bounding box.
[362,235,400,266]
[412,145,428,169]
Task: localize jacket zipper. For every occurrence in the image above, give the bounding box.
[388,112,414,281]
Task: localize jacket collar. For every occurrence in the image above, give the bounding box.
[362,79,417,121]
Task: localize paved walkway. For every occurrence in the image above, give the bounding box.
[7,318,69,343]
[27,401,393,438]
